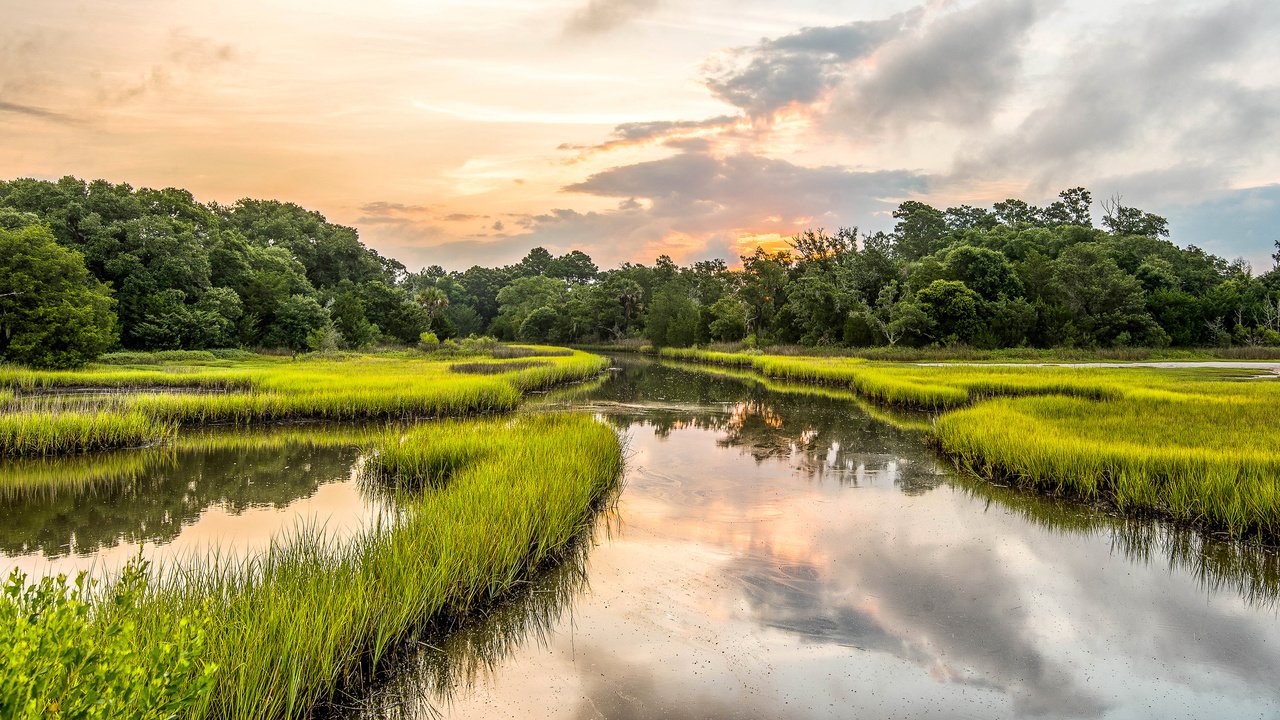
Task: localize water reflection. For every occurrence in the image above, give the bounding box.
[395,357,1280,719]
[0,425,392,577]
[324,538,597,720]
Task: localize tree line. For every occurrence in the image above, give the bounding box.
[1,177,1277,367]
[418,188,1280,352]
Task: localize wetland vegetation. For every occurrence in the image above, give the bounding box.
[662,347,1280,542]
[0,346,622,719]
[2,173,1278,717]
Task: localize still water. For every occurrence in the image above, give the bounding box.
[2,357,1278,719]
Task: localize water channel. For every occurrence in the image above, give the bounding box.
[2,356,1277,719]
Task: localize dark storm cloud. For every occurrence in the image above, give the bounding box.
[564,0,660,36]
[702,10,922,117]
[827,0,1053,134]
[961,0,1280,180]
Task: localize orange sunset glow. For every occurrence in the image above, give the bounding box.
[3,0,1278,271]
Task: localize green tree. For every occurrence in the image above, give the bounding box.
[493,275,567,339]
[892,201,948,261]
[645,284,700,347]
[518,306,561,342]
[0,226,116,368]
[547,250,599,284]
[1101,196,1169,238]
[862,281,929,347]
[916,280,983,345]
[330,289,378,348]
[707,295,748,342]
[1052,243,1166,347]
[942,245,1022,301]
[267,294,330,354]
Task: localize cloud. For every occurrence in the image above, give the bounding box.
[564,149,925,226]
[0,100,77,123]
[441,212,482,222]
[826,0,1052,136]
[558,115,744,160]
[1162,184,1280,271]
[95,30,238,106]
[564,0,660,37]
[355,201,432,225]
[957,0,1280,184]
[702,10,922,117]
[423,148,932,269]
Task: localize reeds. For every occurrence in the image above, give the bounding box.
[934,394,1280,540]
[117,413,622,719]
[0,349,608,457]
[665,347,1280,541]
[0,410,174,456]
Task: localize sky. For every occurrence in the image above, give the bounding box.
[2,0,1278,272]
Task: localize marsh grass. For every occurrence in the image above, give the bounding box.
[0,410,174,456]
[1,413,622,719]
[666,348,1280,541]
[934,394,1280,540]
[135,413,620,719]
[0,348,608,456]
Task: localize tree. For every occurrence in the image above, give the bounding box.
[739,248,791,338]
[267,295,330,355]
[0,226,116,368]
[493,275,567,339]
[1101,195,1169,238]
[518,306,560,342]
[645,283,700,347]
[892,201,947,261]
[707,295,748,342]
[1052,243,1166,346]
[1040,187,1093,227]
[862,281,929,347]
[942,245,1021,301]
[916,280,983,345]
[514,247,554,277]
[992,198,1040,227]
[330,289,378,348]
[414,287,450,325]
[547,250,599,284]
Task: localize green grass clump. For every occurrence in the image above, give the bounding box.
[114,413,621,719]
[0,410,174,456]
[935,394,1280,539]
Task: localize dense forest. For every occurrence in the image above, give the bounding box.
[1,177,1278,367]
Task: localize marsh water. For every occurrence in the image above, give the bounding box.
[4,357,1279,719]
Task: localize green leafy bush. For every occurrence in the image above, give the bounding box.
[0,557,216,719]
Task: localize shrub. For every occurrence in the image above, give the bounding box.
[0,557,216,719]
